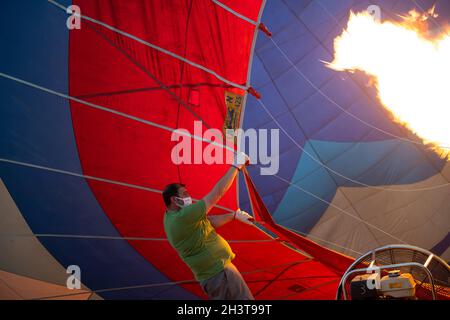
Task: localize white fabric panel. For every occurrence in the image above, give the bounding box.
[442,248,450,263]
[0,178,101,299]
[0,279,22,299]
[0,270,91,300]
[309,165,450,261]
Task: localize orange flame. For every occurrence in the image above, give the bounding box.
[328,8,450,155]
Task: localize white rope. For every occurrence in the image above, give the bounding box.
[31,258,316,300]
[0,232,274,243]
[0,158,234,214]
[47,0,247,91]
[0,72,236,154]
[0,157,162,193]
[32,278,197,300]
[211,0,258,25]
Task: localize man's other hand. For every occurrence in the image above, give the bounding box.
[234,209,255,225]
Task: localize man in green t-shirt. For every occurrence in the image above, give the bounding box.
[163,154,254,300]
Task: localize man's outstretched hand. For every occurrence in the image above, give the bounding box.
[232,152,250,171]
[234,209,255,225]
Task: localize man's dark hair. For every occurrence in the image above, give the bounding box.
[162,183,185,206]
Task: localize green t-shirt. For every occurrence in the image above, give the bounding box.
[163,200,235,282]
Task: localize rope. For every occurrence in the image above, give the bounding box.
[211,0,258,26]
[0,72,235,154]
[47,0,247,91]
[0,158,234,213]
[0,232,275,243]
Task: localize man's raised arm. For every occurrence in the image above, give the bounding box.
[203,153,248,213]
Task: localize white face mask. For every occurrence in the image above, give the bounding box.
[175,196,192,208]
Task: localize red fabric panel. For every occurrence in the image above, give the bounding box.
[243,168,354,275]
[73,0,257,85]
[69,0,254,221]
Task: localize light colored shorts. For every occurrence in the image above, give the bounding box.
[200,263,254,300]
